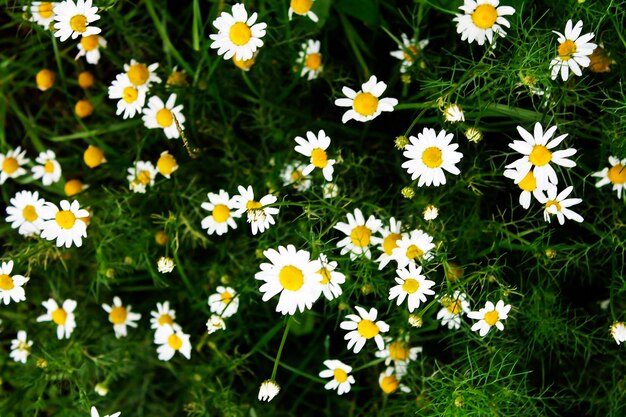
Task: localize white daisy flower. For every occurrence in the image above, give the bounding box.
[232,185,279,235]
[126,160,158,194]
[31,150,62,186]
[294,129,336,181]
[10,331,33,364]
[550,19,597,81]
[319,359,355,395]
[378,366,411,394]
[149,301,176,330]
[423,204,439,221]
[592,156,626,199]
[142,94,185,139]
[453,0,515,46]
[108,73,147,119]
[207,314,227,334]
[333,208,382,260]
[201,189,241,236]
[390,33,429,73]
[157,256,175,273]
[40,200,89,248]
[468,299,511,337]
[401,127,463,187]
[102,296,142,339]
[208,286,239,318]
[0,146,30,184]
[334,75,398,123]
[289,0,318,22]
[610,322,626,345]
[36,298,77,339]
[316,254,345,301]
[154,323,191,361]
[258,379,280,402]
[255,245,322,315]
[375,217,403,270]
[52,0,101,42]
[390,229,435,269]
[297,39,323,80]
[5,190,46,237]
[124,59,161,89]
[209,3,267,61]
[506,123,577,190]
[535,185,584,225]
[436,291,471,329]
[389,264,436,312]
[280,161,312,191]
[156,151,178,179]
[374,336,422,374]
[90,406,121,417]
[503,168,555,210]
[340,306,389,354]
[0,260,28,305]
[75,34,106,64]
[28,2,56,29]
[443,104,465,123]
[323,182,339,198]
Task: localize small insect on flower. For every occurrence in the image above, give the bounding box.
[335,76,398,123]
[10,331,33,364]
[316,254,346,301]
[258,379,280,402]
[36,298,77,339]
[549,19,597,81]
[208,286,239,318]
[75,34,106,64]
[378,367,411,394]
[535,186,584,225]
[319,360,355,395]
[27,2,56,29]
[232,185,279,235]
[0,260,29,305]
[157,256,175,273]
[155,323,191,361]
[210,3,267,61]
[289,0,318,22]
[390,229,435,269]
[31,150,62,186]
[5,190,46,237]
[39,200,89,248]
[53,0,101,42]
[340,306,389,354]
[0,147,30,184]
[142,94,185,139]
[90,406,121,417]
[390,33,429,73]
[150,301,176,330]
[127,161,158,194]
[468,300,511,337]
[102,296,142,339]
[201,189,241,236]
[108,73,147,119]
[436,291,471,330]
[334,208,382,260]
[207,314,227,334]
[592,156,626,199]
[294,130,336,181]
[610,322,626,345]
[389,264,436,312]
[297,40,323,80]
[376,217,403,270]
[453,0,516,46]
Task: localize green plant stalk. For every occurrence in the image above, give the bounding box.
[271,317,292,380]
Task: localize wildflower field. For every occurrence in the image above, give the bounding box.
[1,0,626,415]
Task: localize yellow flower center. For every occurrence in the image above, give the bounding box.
[350,225,372,247]
[484,310,500,326]
[528,145,552,166]
[405,244,423,260]
[0,274,14,291]
[69,14,87,32]
[123,86,139,103]
[380,375,399,394]
[388,341,410,361]
[333,368,348,383]
[157,153,178,176]
[109,306,127,325]
[38,2,53,18]
[43,160,55,173]
[36,69,55,91]
[158,314,174,326]
[127,64,149,86]
[291,0,313,14]
[156,108,173,127]
[2,157,19,174]
[55,210,76,229]
[311,148,328,168]
[220,291,233,303]
[78,71,95,89]
[545,199,562,213]
[471,4,498,29]
[382,233,401,255]
[403,45,420,62]
[80,35,99,51]
[279,265,304,291]
[246,200,263,210]
[558,40,577,61]
[83,145,105,168]
[64,179,84,197]
[402,278,420,294]
[52,308,67,325]
[353,92,379,116]
[290,169,304,182]
[137,170,151,185]
[357,319,379,339]
[447,300,462,315]
[608,164,626,184]
[318,267,331,285]
[22,205,38,222]
[233,55,256,71]
[305,53,322,70]
[212,204,231,223]
[75,99,93,118]
[168,333,183,350]
[422,147,443,168]
[229,22,252,46]
[518,171,537,191]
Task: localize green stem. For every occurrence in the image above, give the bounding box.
[271,318,292,380]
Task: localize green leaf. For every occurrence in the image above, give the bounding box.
[335,0,380,27]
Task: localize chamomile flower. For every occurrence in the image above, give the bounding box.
[207,314,226,334]
[436,291,471,329]
[319,360,355,395]
[549,20,597,81]
[390,33,429,73]
[52,0,101,42]
[28,2,56,29]
[75,34,106,64]
[149,301,176,330]
[255,245,322,315]
[322,182,339,198]
[389,264,436,312]
[154,323,191,361]
[108,73,146,119]
[10,331,33,364]
[592,156,626,199]
[156,151,178,179]
[506,123,577,189]
[316,254,345,301]
[401,127,463,187]
[294,130,335,181]
[0,260,28,305]
[5,190,46,237]
[378,367,411,394]
[124,59,161,90]
[535,185,584,225]
[390,229,435,269]
[209,3,267,61]
[297,40,323,80]
[289,0,318,22]
[39,200,89,248]
[453,0,515,46]
[36,298,77,339]
[376,217,403,270]
[503,168,555,210]
[467,300,511,337]
[258,379,280,402]
[127,160,158,194]
[340,306,389,354]
[375,336,422,373]
[31,150,62,186]
[208,286,239,318]
[443,104,465,123]
[610,322,626,345]
[142,94,185,139]
[334,209,382,260]
[232,185,279,235]
[102,296,142,339]
[157,256,174,273]
[0,147,30,184]
[36,69,55,91]
[280,161,311,191]
[201,190,241,236]
[423,204,439,221]
[90,406,121,417]
[334,75,398,123]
